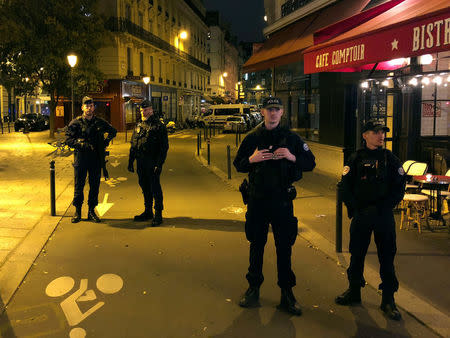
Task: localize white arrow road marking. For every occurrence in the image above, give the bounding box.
[96,194,114,217]
[110,160,120,168]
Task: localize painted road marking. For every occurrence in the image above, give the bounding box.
[220,206,245,214]
[96,194,114,217]
[101,176,128,187]
[110,160,120,168]
[46,274,124,337]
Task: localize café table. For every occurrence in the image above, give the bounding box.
[413,175,450,226]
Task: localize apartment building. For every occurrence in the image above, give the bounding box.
[93,0,211,130]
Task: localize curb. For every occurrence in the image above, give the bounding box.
[195,150,450,338]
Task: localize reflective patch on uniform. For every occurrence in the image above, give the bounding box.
[398,167,405,175]
[136,126,141,133]
[342,166,350,176]
[303,143,310,151]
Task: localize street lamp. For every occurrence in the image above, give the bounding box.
[143,76,150,100]
[179,30,188,40]
[67,54,78,121]
[222,72,228,78]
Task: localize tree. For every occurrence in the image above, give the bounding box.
[0,0,111,137]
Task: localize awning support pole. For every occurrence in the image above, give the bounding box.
[367,62,379,78]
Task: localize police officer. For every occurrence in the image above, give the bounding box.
[128,99,169,226]
[233,97,316,316]
[66,96,117,223]
[335,120,406,321]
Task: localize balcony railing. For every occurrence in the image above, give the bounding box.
[281,0,315,17]
[106,17,211,72]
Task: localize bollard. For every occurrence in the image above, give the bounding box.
[227,145,231,179]
[197,133,200,156]
[50,160,56,216]
[203,126,207,142]
[207,141,211,165]
[335,181,343,253]
[235,126,238,147]
[8,122,11,133]
[125,128,128,142]
[213,124,215,136]
[209,124,212,139]
[1,122,3,134]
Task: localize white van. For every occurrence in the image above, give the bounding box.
[198,104,252,127]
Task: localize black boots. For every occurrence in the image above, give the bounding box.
[151,209,163,226]
[335,287,361,305]
[71,206,82,223]
[380,293,402,321]
[277,288,302,316]
[239,287,260,308]
[87,208,101,223]
[134,209,153,221]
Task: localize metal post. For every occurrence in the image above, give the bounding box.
[50,160,56,216]
[125,127,128,143]
[8,122,10,133]
[213,123,215,136]
[1,122,3,134]
[209,124,212,139]
[227,145,231,179]
[197,133,200,156]
[70,68,74,122]
[235,125,238,147]
[336,181,343,253]
[207,141,210,165]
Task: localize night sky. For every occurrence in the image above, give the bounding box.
[204,0,265,42]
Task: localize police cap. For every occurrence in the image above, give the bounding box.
[262,97,283,109]
[362,120,390,133]
[82,96,94,105]
[140,99,152,108]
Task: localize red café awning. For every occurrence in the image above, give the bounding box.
[303,0,450,74]
[242,0,377,74]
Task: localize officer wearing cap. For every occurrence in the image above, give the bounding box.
[233,97,316,316]
[128,99,169,226]
[66,96,117,223]
[335,120,406,321]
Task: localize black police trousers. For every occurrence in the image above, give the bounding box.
[137,159,163,211]
[347,207,399,294]
[244,196,298,289]
[73,156,101,209]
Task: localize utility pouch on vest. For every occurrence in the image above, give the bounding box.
[287,185,297,200]
[239,178,249,205]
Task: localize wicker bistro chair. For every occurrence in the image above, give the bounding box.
[404,162,428,191]
[400,193,430,233]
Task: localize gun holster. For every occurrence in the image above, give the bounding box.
[239,178,249,205]
[287,185,297,200]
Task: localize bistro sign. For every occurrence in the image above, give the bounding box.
[304,10,450,74]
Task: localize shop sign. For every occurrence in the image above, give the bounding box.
[304,11,450,74]
[56,106,64,117]
[422,102,441,117]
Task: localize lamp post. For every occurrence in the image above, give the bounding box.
[67,54,78,121]
[143,76,150,100]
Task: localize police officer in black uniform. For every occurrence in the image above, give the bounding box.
[233,97,316,316]
[66,96,117,223]
[128,99,169,226]
[335,120,406,321]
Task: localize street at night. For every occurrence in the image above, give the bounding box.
[0,130,445,337]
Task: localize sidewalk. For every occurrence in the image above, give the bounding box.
[0,131,132,310]
[195,129,450,338]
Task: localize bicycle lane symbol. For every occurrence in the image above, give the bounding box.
[45,274,123,337]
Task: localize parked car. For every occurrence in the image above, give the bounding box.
[223,116,247,133]
[198,104,252,128]
[14,113,49,132]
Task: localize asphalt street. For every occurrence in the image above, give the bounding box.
[0,130,439,337]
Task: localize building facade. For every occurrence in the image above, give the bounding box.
[93,0,211,130]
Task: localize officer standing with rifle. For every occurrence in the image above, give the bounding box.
[335,120,406,321]
[66,96,117,223]
[128,99,169,226]
[233,97,315,316]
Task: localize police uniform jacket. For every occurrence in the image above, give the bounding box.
[341,147,406,216]
[234,124,316,199]
[66,116,117,164]
[129,116,169,168]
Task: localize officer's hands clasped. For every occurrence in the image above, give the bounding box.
[249,146,296,163]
